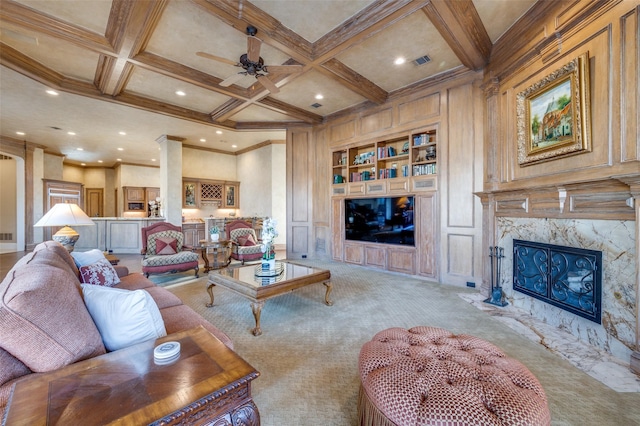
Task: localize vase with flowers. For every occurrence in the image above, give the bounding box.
[260,217,278,271]
[209,225,220,242]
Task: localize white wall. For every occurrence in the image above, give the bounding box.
[237,143,286,245]
[62,164,84,183]
[181,147,238,219]
[0,156,17,248]
[43,153,63,180]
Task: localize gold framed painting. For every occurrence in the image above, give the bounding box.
[516,52,591,166]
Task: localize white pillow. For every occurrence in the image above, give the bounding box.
[81,284,167,352]
[71,249,105,267]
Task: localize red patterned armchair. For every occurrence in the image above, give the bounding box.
[226,220,263,264]
[140,222,199,278]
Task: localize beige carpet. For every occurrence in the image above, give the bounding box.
[168,259,640,426]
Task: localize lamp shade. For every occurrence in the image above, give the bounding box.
[34,203,95,228]
[34,203,94,252]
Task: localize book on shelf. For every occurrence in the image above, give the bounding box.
[378,168,398,179]
[377,146,397,159]
[412,163,437,176]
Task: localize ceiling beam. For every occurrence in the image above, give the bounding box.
[0,0,113,54]
[133,51,249,99]
[320,59,387,104]
[259,97,323,124]
[421,0,492,71]
[190,0,313,63]
[96,0,168,96]
[312,0,426,61]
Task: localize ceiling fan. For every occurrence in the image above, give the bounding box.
[196,25,302,94]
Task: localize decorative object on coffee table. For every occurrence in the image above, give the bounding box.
[260,217,278,271]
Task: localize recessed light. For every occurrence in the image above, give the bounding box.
[119,131,126,136]
[76,148,83,151]
[216,130,223,135]
[231,144,237,148]
[98,160,103,163]
[117,158,122,161]
[16,131,25,136]
[151,159,156,162]
[315,94,323,100]
[200,138,206,142]
[46,89,59,96]
[117,147,124,151]
[394,57,406,65]
[175,90,186,96]
[81,163,86,166]
[67,131,75,135]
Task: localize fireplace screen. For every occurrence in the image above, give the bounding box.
[513,239,602,323]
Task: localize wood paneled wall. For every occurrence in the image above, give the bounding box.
[291,70,485,286]
[478,0,640,371]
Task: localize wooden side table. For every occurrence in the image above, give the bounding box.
[199,239,232,272]
[3,326,260,425]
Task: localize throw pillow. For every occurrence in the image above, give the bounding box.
[71,249,105,267]
[79,258,121,287]
[156,237,178,255]
[238,234,257,246]
[81,284,167,352]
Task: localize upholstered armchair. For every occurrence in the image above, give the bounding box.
[140,222,199,278]
[226,220,263,264]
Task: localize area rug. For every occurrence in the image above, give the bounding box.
[168,260,640,426]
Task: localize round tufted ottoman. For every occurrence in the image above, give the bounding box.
[358,326,550,426]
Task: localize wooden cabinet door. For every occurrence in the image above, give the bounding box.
[223,183,239,208]
[86,188,104,217]
[183,181,199,208]
[125,187,145,201]
[146,187,160,203]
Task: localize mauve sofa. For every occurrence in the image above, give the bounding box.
[0,241,232,419]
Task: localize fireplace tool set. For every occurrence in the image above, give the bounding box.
[484,246,508,307]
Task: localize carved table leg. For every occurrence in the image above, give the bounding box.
[323,281,334,306]
[201,247,211,273]
[206,283,215,308]
[250,301,265,336]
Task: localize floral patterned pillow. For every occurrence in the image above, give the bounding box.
[79,258,121,287]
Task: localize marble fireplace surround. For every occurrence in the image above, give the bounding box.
[496,217,635,362]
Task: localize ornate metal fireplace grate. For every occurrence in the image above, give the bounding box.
[513,239,602,323]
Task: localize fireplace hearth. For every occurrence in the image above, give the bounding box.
[513,239,602,324]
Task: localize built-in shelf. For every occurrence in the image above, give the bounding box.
[331,126,438,195]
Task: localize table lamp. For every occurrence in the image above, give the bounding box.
[34,203,95,252]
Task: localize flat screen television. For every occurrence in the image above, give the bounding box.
[345,196,414,246]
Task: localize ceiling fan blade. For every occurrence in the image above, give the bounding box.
[256,75,279,93]
[264,64,303,74]
[196,51,238,67]
[220,72,247,87]
[247,36,262,62]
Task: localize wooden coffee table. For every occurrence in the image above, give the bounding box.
[3,326,260,425]
[207,261,332,336]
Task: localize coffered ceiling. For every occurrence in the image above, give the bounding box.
[0,0,535,167]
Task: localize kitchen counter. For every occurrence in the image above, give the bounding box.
[75,217,165,253]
